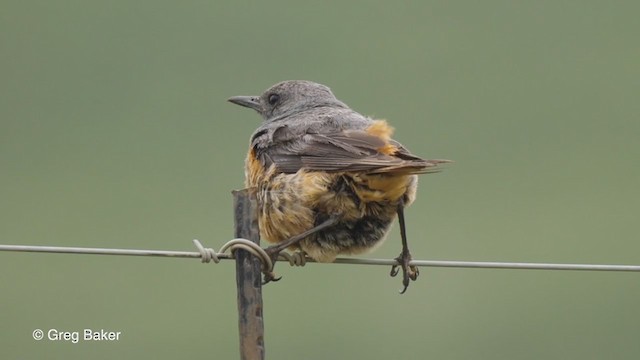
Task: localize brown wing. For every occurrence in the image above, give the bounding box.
[255,129,449,175]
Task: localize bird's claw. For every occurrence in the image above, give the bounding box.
[262,271,282,285]
[390,250,419,294]
[261,245,285,285]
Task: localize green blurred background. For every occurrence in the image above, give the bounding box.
[1,1,639,359]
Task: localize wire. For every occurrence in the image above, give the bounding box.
[331,258,640,271]
[1,241,639,272]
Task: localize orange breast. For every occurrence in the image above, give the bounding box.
[245,148,265,188]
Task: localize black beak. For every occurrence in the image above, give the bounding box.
[227,95,261,111]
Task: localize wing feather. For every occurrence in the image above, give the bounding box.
[255,129,450,175]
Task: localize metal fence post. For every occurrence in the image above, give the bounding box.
[232,188,265,360]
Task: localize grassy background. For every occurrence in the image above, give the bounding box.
[1,1,639,359]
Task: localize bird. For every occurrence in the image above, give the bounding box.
[228,80,449,293]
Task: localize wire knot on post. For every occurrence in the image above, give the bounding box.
[192,239,274,273]
[192,239,222,263]
[192,239,308,276]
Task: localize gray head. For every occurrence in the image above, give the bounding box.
[228,80,348,121]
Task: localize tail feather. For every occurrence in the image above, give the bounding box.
[371,158,452,175]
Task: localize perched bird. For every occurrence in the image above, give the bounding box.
[228,80,449,292]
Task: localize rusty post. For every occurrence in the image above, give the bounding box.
[232,188,265,360]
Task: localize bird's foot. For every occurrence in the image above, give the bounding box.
[260,217,339,285]
[390,249,419,294]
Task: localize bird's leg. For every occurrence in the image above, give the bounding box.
[262,216,339,284]
[390,199,419,294]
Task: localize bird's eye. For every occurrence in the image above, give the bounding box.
[268,93,280,105]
